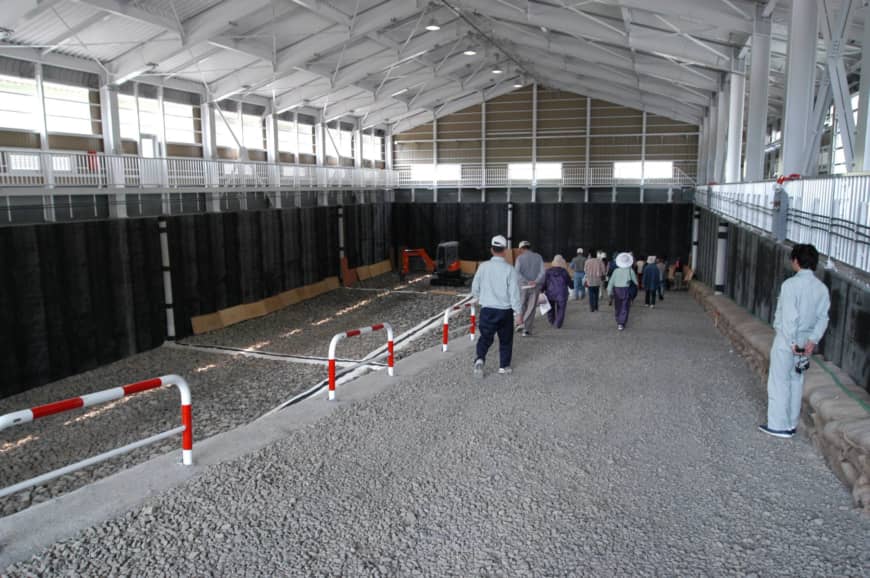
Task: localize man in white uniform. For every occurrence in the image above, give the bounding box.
[758,244,830,439]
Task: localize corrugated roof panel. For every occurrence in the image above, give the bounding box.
[8,2,104,49]
[129,0,226,23]
[191,51,266,83]
[69,16,170,61]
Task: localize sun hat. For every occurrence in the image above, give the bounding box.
[616,252,634,268]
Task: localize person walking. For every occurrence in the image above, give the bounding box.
[642,256,661,308]
[471,235,523,378]
[606,252,638,331]
[656,257,667,301]
[583,249,607,312]
[569,248,587,301]
[514,240,545,337]
[542,255,573,329]
[758,244,830,438]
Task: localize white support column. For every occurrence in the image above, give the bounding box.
[640,111,647,202]
[201,103,221,212]
[585,96,591,202]
[385,124,393,170]
[706,95,718,183]
[100,82,127,218]
[354,122,363,169]
[696,116,707,184]
[746,6,772,181]
[34,63,56,222]
[432,114,438,203]
[855,3,870,170]
[531,82,538,202]
[725,63,746,183]
[156,86,171,214]
[481,94,486,200]
[781,0,819,176]
[714,85,729,183]
[264,111,281,208]
[315,120,325,166]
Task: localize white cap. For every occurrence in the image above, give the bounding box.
[491,235,508,248]
[647,255,656,264]
[518,240,531,248]
[577,248,584,254]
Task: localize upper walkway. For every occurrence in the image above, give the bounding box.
[1,291,867,575]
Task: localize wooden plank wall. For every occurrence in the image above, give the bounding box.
[393,85,699,177]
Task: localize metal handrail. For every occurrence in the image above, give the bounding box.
[0,147,398,190]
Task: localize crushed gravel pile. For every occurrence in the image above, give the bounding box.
[6,294,869,576]
[184,280,465,362]
[0,273,466,518]
[0,347,323,517]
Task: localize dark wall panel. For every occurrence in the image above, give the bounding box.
[0,219,164,399]
[698,207,870,393]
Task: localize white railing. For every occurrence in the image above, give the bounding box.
[394,161,696,189]
[0,148,398,191]
[698,176,870,273]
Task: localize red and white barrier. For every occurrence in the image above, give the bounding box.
[328,323,394,401]
[442,301,477,352]
[0,374,193,499]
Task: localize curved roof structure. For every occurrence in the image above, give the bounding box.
[0,0,864,131]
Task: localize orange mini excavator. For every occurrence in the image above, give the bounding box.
[400,241,466,286]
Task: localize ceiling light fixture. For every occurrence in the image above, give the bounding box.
[463,49,477,56]
[391,88,409,97]
[492,67,503,74]
[425,20,441,31]
[513,79,524,88]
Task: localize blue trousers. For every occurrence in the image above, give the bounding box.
[476,307,515,368]
[572,272,585,299]
[587,286,600,311]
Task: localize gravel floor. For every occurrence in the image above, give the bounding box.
[0,273,462,518]
[184,274,466,361]
[6,292,868,576]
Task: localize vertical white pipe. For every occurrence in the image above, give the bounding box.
[691,207,700,270]
[531,83,538,202]
[714,85,729,183]
[585,96,591,202]
[714,220,728,294]
[158,218,176,340]
[481,94,486,200]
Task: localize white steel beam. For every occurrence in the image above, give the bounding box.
[108,0,276,84]
[714,84,729,182]
[745,6,772,181]
[725,64,746,182]
[820,0,855,170]
[781,0,818,176]
[854,3,870,170]
[391,81,519,133]
[41,12,110,56]
[0,0,63,32]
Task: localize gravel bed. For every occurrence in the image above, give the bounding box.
[6,293,869,576]
[0,347,324,518]
[184,275,465,362]
[0,274,463,518]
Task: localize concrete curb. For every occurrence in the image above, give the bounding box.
[689,281,870,511]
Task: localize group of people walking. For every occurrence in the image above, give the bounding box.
[470,236,666,376]
[470,235,832,445]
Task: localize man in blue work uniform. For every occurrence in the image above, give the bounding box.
[759,244,830,439]
[471,235,523,378]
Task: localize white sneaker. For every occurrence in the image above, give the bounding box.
[473,359,484,378]
[617,324,624,331]
[498,367,512,375]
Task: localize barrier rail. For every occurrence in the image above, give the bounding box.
[698,176,870,272]
[0,374,193,499]
[441,301,476,352]
[0,148,398,191]
[327,324,394,401]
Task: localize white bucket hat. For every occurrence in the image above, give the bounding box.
[616,252,634,268]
